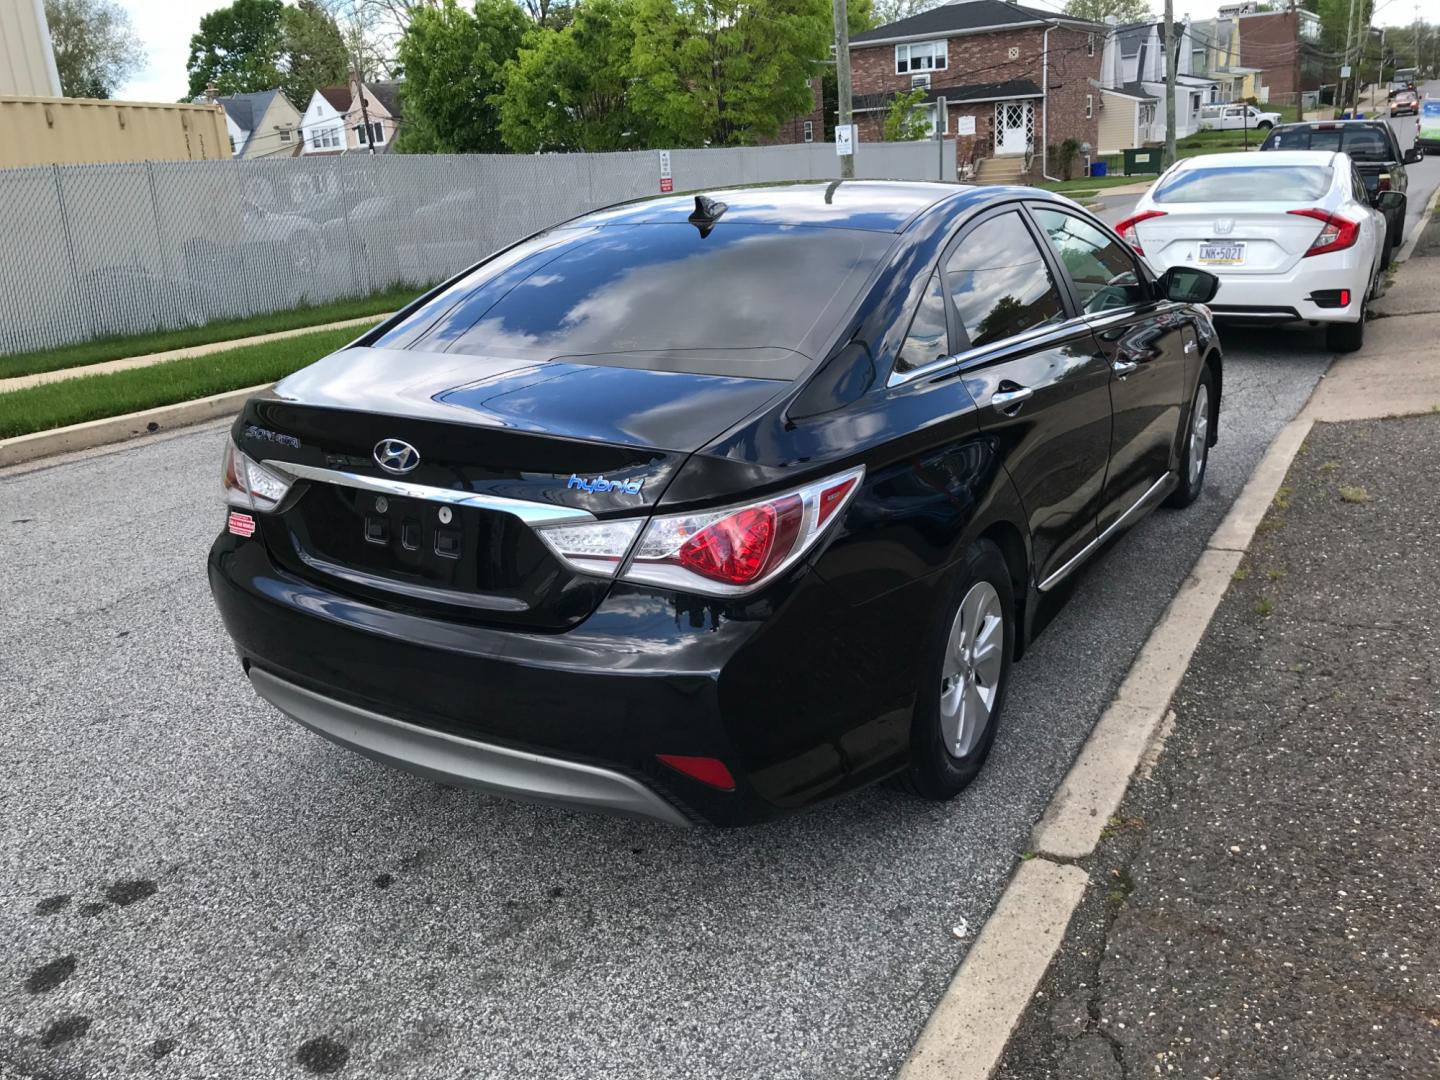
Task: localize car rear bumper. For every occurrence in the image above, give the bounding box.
[209,530,919,826]
[248,667,694,827]
[1203,259,1370,324]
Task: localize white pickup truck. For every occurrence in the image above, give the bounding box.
[1198,103,1283,131]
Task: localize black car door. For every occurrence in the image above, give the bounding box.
[1027,204,1187,538]
[941,208,1114,588]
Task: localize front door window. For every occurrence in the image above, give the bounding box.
[994,101,1033,155]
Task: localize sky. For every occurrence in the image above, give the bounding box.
[115,0,230,104]
[112,0,1440,104]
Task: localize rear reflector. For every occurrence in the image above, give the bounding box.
[1288,208,1359,258]
[1311,288,1351,308]
[1114,210,1166,255]
[656,754,736,791]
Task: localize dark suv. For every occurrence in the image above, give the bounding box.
[1260,120,1419,247]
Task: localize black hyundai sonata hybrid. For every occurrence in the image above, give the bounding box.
[209,180,1222,827]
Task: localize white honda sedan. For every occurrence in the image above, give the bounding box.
[1116,150,1402,351]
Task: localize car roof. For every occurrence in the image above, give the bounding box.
[1173,150,1339,168]
[1269,119,1389,130]
[574,181,968,233]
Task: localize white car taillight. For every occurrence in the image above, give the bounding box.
[222,440,293,512]
[533,466,864,596]
[1288,209,1359,258]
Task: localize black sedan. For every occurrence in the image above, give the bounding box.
[209,181,1222,827]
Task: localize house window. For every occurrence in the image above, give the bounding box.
[923,103,948,137]
[278,126,292,142]
[228,136,236,155]
[1087,32,1095,56]
[896,40,947,74]
[356,121,385,146]
[804,120,814,143]
[1086,94,1093,119]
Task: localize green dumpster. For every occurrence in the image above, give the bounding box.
[1123,147,1163,175]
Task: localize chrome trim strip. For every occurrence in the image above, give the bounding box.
[264,460,596,526]
[293,547,532,612]
[249,668,693,828]
[888,315,1096,388]
[1038,471,1177,593]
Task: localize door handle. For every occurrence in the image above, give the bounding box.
[991,386,1034,412]
[1112,359,1140,378]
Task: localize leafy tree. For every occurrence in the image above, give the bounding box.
[44,0,145,99]
[498,0,650,151]
[870,0,937,29]
[628,0,832,146]
[394,0,529,152]
[187,0,287,98]
[881,87,931,141]
[1063,0,1151,23]
[279,0,350,105]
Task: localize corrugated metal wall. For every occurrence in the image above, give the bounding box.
[0,140,957,357]
[0,97,232,169]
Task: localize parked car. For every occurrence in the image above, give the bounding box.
[1199,103,1282,131]
[1389,88,1420,116]
[1117,151,1401,352]
[1259,120,1417,248]
[209,181,1222,827]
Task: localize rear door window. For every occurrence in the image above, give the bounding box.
[895,270,950,373]
[943,211,1066,349]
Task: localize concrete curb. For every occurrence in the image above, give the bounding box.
[1395,182,1440,264]
[0,314,388,395]
[898,859,1089,1080]
[902,412,1323,1076]
[0,384,269,468]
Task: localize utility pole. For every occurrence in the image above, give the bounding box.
[351,53,375,154]
[833,0,854,179]
[1163,0,1176,168]
[1341,0,1358,112]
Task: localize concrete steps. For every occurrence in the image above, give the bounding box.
[974,154,1027,184]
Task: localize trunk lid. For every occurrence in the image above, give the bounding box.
[237,346,789,629]
[1143,204,1331,275]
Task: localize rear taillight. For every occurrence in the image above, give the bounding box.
[534,466,864,596]
[1114,210,1166,255]
[222,440,293,512]
[1288,209,1359,258]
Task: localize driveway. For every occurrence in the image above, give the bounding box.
[0,332,1338,1079]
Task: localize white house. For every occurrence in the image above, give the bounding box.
[1095,17,1218,151]
[300,86,349,154]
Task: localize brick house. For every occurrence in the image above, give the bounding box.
[1231,6,1322,108]
[848,0,1103,181]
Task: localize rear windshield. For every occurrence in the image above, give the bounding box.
[370,222,888,380]
[1153,164,1332,203]
[1262,126,1393,160]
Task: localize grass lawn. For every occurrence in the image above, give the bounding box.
[0,323,374,439]
[1037,175,1147,193]
[0,284,426,382]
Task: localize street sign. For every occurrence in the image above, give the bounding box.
[835,124,855,157]
[658,150,672,193]
[1340,65,1352,78]
[955,115,976,136]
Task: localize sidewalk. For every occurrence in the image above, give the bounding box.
[993,230,1440,1079]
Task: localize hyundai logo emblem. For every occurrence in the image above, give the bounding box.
[373,438,420,475]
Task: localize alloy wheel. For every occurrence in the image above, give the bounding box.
[1188,383,1210,489]
[939,581,1005,758]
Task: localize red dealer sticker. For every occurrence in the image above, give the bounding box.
[659,177,673,193]
[227,511,256,538]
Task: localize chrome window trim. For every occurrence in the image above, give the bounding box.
[263,461,597,527]
[887,314,1095,387]
[1038,471,1176,592]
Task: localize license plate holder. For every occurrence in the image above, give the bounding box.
[1199,241,1246,265]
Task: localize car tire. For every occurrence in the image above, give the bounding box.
[1164,365,1214,509]
[901,540,1014,802]
[1257,120,1273,130]
[1326,310,1366,353]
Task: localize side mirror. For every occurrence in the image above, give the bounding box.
[1375,190,1406,211]
[1159,266,1220,304]
[1404,148,1422,164]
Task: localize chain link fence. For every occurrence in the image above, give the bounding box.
[0,141,956,357]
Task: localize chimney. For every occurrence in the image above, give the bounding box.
[204,83,219,104]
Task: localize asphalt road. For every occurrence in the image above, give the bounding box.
[0,332,1337,1078]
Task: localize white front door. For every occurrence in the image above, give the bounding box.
[994,101,1032,155]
